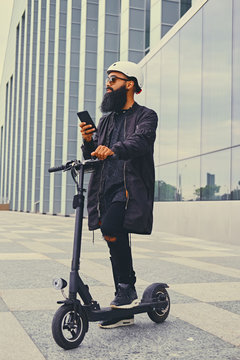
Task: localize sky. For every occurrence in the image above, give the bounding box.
[0,0,14,81]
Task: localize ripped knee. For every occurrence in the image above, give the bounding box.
[104,235,117,242]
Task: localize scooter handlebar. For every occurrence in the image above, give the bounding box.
[48,164,67,173]
[48,155,117,174]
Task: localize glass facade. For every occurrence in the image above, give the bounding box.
[0,0,195,215]
[161,0,192,37]
[139,0,240,202]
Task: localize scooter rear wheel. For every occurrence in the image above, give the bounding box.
[52,304,88,350]
[142,283,170,323]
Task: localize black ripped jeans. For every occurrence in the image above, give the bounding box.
[100,201,136,292]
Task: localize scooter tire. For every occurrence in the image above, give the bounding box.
[52,304,88,350]
[143,284,170,323]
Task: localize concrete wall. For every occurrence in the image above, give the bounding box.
[153,201,240,245]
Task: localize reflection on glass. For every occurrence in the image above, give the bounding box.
[180,0,191,17]
[161,25,172,37]
[201,0,232,153]
[159,34,179,164]
[231,147,240,200]
[200,150,231,201]
[155,164,177,201]
[162,0,179,24]
[136,66,146,106]
[144,53,161,166]
[178,10,202,159]
[178,157,200,201]
[232,0,240,146]
[145,52,161,113]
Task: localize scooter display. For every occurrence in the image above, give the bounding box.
[48,158,170,350]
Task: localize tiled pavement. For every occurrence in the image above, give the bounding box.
[0,211,240,360]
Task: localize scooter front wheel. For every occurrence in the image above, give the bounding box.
[52,304,88,350]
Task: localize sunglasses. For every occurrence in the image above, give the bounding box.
[105,75,130,85]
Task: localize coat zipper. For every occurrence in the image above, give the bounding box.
[124,162,129,210]
[97,162,105,218]
[123,116,129,210]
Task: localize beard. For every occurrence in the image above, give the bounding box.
[100,85,128,113]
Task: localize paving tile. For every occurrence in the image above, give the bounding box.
[211,301,240,316]
[194,256,240,270]
[0,312,45,360]
[170,282,240,302]
[171,302,240,347]
[0,296,8,311]
[0,259,69,289]
[161,250,238,257]
[19,241,65,253]
[0,288,60,311]
[159,257,240,279]
[0,253,50,260]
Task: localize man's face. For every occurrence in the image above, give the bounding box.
[100,72,129,113]
[105,71,129,92]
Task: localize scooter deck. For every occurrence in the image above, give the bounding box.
[84,300,168,322]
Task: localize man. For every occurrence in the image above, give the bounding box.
[80,61,158,329]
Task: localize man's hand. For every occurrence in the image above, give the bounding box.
[79,122,95,142]
[91,145,114,160]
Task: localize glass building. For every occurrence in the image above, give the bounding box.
[137,0,240,244]
[0,0,191,216]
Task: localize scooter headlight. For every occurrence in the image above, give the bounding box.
[52,277,67,290]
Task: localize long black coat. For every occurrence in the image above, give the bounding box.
[81,102,158,234]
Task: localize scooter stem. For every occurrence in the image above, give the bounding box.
[71,166,85,272]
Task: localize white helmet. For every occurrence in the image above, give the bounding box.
[107,61,144,94]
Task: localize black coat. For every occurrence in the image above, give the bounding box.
[81,102,158,234]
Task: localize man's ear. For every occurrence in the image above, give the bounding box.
[126,80,135,91]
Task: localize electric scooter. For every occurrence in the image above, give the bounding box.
[48,158,170,350]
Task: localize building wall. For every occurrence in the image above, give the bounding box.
[139,0,240,244]
[0,0,191,215]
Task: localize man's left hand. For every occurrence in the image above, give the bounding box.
[91,145,114,160]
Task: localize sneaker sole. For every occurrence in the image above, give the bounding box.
[110,299,140,309]
[98,318,134,329]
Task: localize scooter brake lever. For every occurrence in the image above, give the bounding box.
[63,159,79,172]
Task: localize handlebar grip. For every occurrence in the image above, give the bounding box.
[48,164,66,173]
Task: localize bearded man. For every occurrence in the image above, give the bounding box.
[80,61,158,329]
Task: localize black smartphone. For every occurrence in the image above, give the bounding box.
[77,111,96,132]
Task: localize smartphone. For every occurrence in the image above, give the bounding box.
[77,111,96,132]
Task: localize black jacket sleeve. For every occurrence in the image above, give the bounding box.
[81,138,97,160]
[81,117,102,159]
[111,109,158,160]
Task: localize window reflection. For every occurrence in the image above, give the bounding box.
[178,10,202,159]
[162,0,179,24]
[180,0,191,17]
[145,52,161,113]
[155,164,177,201]
[161,25,172,37]
[141,0,235,203]
[146,53,161,166]
[178,157,200,201]
[232,0,240,146]
[159,35,179,164]
[201,0,232,153]
[231,147,240,200]
[200,150,231,201]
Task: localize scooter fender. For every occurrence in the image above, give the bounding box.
[141,282,169,303]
